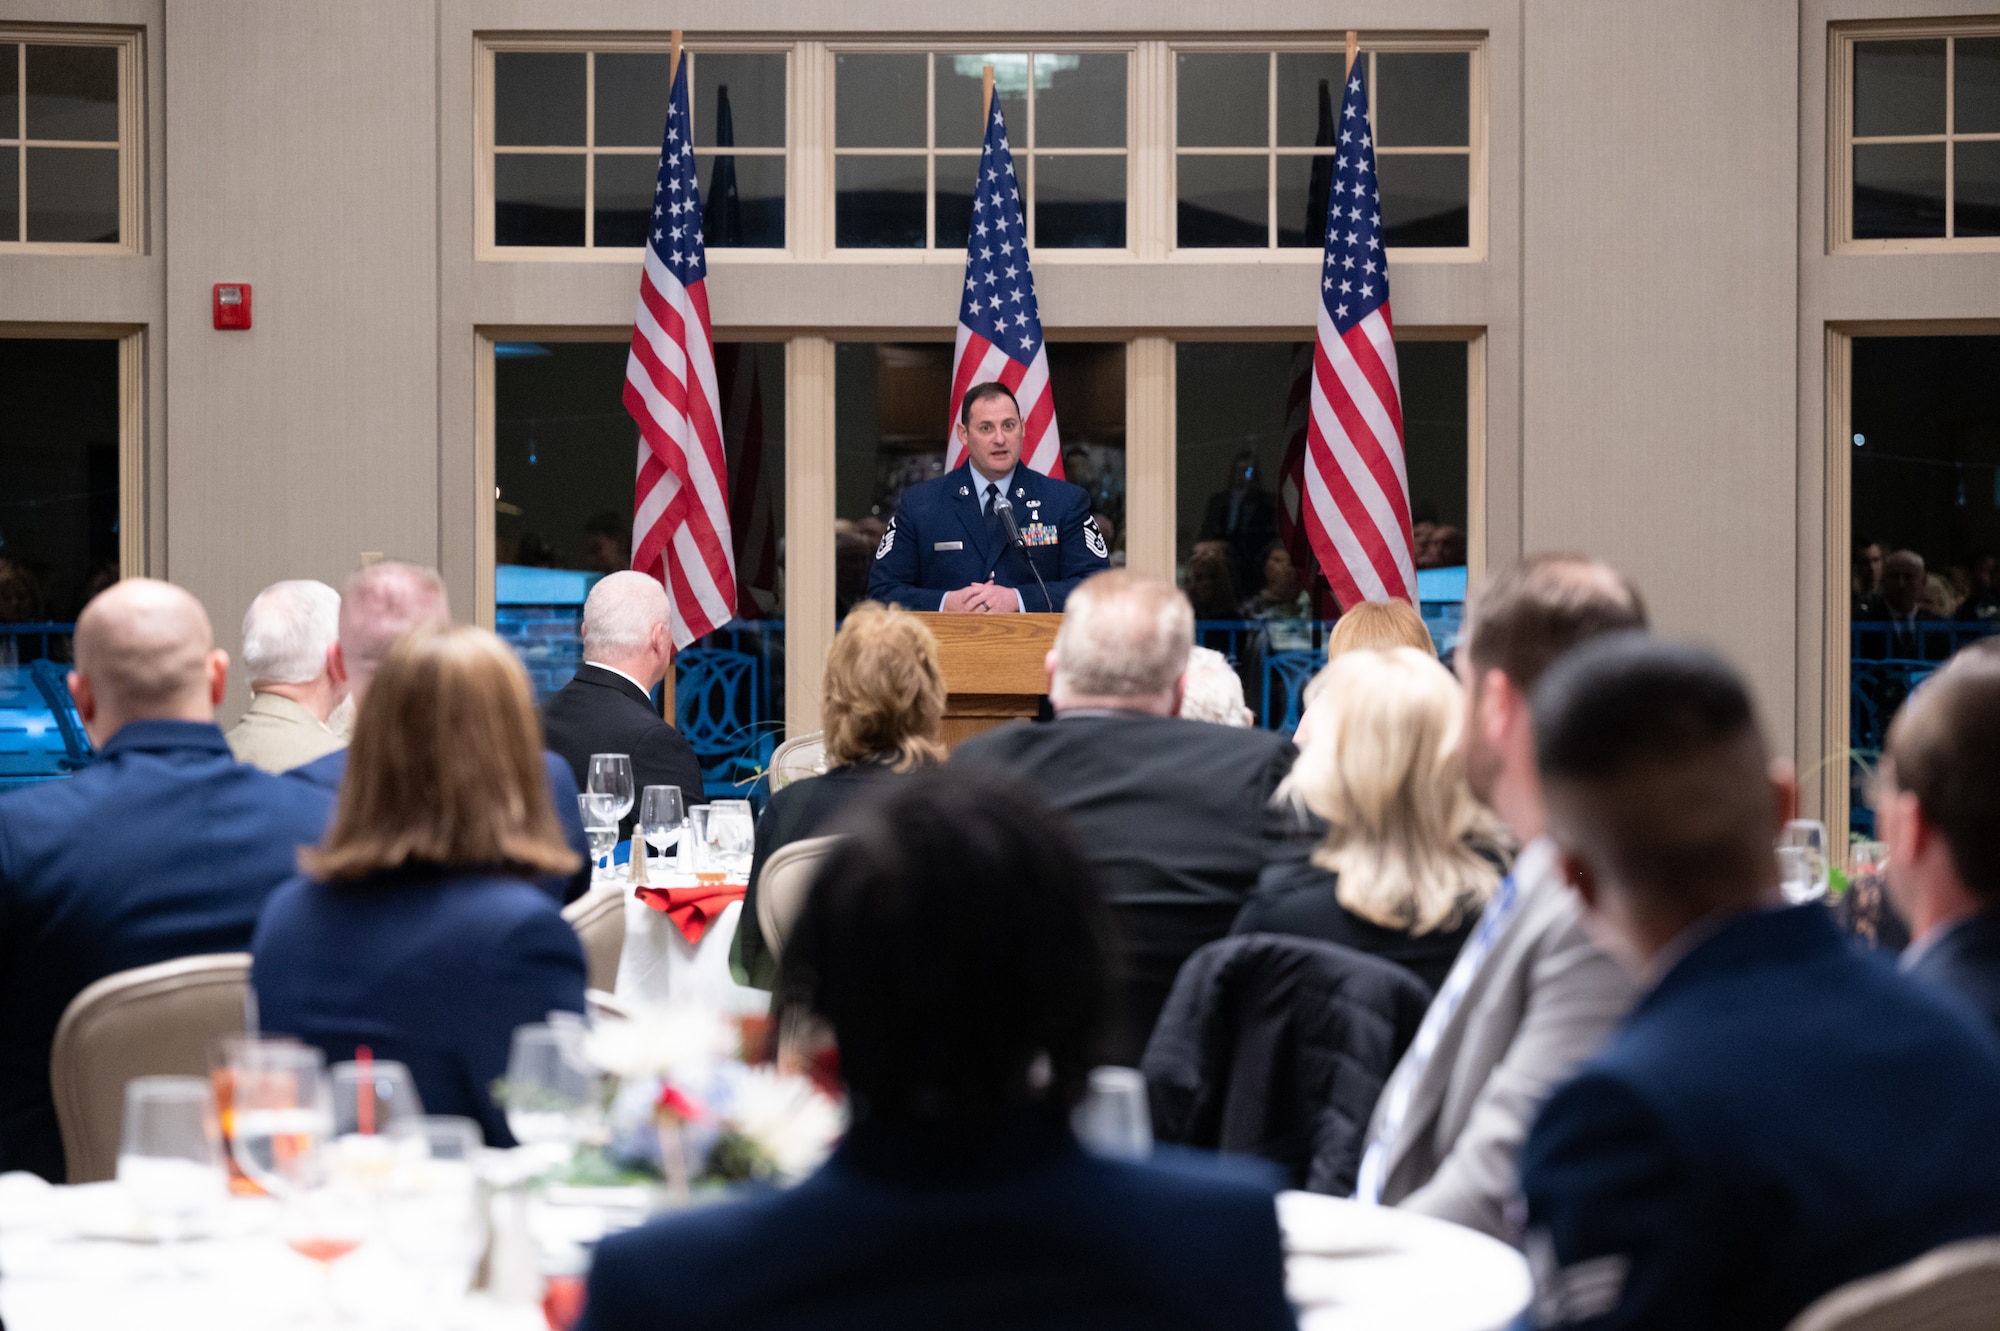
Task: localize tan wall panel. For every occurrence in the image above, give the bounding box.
[163,0,439,721]
[1521,1,1799,746]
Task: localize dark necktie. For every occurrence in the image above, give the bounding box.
[983,482,1003,549]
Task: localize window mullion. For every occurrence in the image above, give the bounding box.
[1945,36,1956,239]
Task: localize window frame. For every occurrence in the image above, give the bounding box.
[0,26,144,256]
[1831,20,2000,254]
[476,35,792,262]
[1167,36,1487,264]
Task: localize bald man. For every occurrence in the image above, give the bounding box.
[541,570,707,841]
[0,579,334,1182]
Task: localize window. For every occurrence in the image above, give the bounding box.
[487,46,786,251]
[1174,47,1474,251]
[1838,29,2000,246]
[0,34,139,250]
[833,51,1128,250]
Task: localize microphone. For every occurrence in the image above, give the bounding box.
[993,496,1054,613]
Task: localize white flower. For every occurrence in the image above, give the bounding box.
[721,1066,846,1181]
[583,1005,736,1083]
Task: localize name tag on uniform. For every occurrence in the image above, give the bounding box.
[934,541,963,551]
[1022,523,1060,547]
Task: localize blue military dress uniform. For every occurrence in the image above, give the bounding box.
[865,463,1108,613]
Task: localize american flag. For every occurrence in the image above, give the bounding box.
[624,55,736,648]
[943,94,1063,479]
[1302,62,1416,608]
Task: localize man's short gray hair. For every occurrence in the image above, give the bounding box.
[241,580,341,687]
[1053,570,1194,700]
[1179,645,1253,727]
[583,570,670,661]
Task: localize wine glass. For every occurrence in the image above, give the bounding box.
[705,799,755,881]
[639,785,686,866]
[278,1145,371,1325]
[226,1041,334,1199]
[330,1058,425,1139]
[1071,1066,1153,1162]
[117,1076,226,1263]
[1778,819,1830,904]
[587,754,636,828]
[503,1023,603,1155]
[383,1116,486,1309]
[211,1034,304,1196]
[578,793,621,882]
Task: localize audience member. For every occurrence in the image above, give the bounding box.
[251,624,587,1147]
[952,570,1305,1064]
[540,570,706,840]
[1954,550,2000,623]
[1232,647,1501,994]
[1328,599,1436,659]
[287,561,590,899]
[1196,450,1278,596]
[581,768,1296,1331]
[225,579,347,773]
[1352,555,1643,1238]
[732,603,946,989]
[582,511,632,574]
[1517,636,2000,1327]
[1879,549,1948,660]
[1853,536,1885,617]
[1178,645,1254,727]
[1181,547,1241,622]
[0,579,333,1181]
[1875,650,2000,1037]
[1242,541,1313,652]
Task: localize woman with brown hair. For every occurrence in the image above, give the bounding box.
[250,623,587,1145]
[731,601,946,989]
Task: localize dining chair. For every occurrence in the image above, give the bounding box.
[756,834,843,968]
[50,952,252,1184]
[1786,1236,2000,1331]
[768,730,826,792]
[562,886,628,993]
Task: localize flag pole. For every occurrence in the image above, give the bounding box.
[1344,30,1358,77]
[982,63,994,125]
[670,29,683,87]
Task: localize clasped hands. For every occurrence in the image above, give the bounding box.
[943,582,1021,614]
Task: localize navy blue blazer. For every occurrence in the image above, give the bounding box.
[289,747,591,902]
[1906,909,2000,1042]
[1518,905,2000,1329]
[250,866,587,1146]
[0,720,335,1181]
[579,1113,1297,1331]
[865,464,1108,613]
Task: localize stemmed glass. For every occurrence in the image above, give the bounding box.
[578,793,621,882]
[117,1076,226,1269]
[383,1116,486,1311]
[703,799,755,881]
[639,785,687,870]
[226,1041,334,1198]
[587,754,636,831]
[503,1022,603,1156]
[1778,819,1830,904]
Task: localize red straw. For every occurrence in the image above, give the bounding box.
[356,1044,375,1135]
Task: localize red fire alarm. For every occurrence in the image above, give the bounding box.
[213,283,252,330]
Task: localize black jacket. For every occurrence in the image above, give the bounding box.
[541,664,708,840]
[1142,933,1431,1194]
[1907,909,2000,1042]
[1232,859,1482,995]
[951,713,1306,1065]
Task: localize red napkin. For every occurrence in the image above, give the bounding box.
[634,882,747,946]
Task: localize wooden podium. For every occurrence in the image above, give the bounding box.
[912,612,1062,749]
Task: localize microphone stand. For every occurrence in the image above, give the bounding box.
[993,497,1055,612]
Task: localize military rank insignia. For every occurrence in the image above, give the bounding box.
[1022,523,1060,547]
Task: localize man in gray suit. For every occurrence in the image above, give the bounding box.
[1352,554,1645,1239]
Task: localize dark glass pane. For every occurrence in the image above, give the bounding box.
[1854,40,1945,138]
[1035,154,1124,247]
[0,151,15,243]
[1853,141,1946,239]
[24,147,117,242]
[1276,53,1345,148]
[698,152,785,247]
[835,154,925,248]
[1276,153,1338,247]
[494,153,585,246]
[934,152,978,249]
[693,53,786,149]
[593,52,670,147]
[1177,154,1266,247]
[1958,37,2000,135]
[0,46,17,140]
[1379,153,1468,247]
[495,52,585,147]
[25,46,117,142]
[1177,53,1267,148]
[936,54,1026,150]
[1036,53,1125,148]
[594,153,659,247]
[835,53,924,148]
[1956,140,2000,238]
[1376,52,1470,147]
[0,338,121,626]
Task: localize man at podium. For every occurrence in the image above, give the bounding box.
[866,383,1108,613]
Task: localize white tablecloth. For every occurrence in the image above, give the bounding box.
[1279,1190,1531,1331]
[609,874,769,1016]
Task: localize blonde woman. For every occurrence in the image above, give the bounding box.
[732,601,947,989]
[1232,646,1502,992]
[1293,599,1436,747]
[250,623,586,1145]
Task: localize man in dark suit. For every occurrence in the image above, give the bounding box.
[866,382,1108,614]
[1517,637,2000,1329]
[0,579,334,1182]
[1876,645,2000,1038]
[540,570,706,836]
[952,570,1303,1065]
